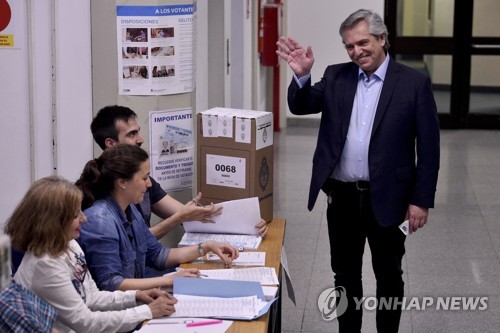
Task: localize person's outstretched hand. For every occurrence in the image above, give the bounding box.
[276,36,315,77]
[179,192,222,223]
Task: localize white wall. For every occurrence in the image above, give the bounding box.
[1,1,31,228]
[0,0,93,228]
[283,1,384,120]
[0,0,383,227]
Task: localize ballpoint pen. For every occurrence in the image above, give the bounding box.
[148,320,194,325]
[191,198,205,207]
[186,319,223,327]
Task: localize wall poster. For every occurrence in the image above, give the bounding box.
[117,4,194,95]
[149,108,194,192]
[0,0,20,49]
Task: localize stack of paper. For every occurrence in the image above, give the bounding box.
[172,277,277,320]
[199,267,279,285]
[198,267,279,302]
[181,197,262,251]
[178,232,262,250]
[171,295,265,319]
[262,286,279,301]
[206,252,266,266]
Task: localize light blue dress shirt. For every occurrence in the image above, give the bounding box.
[332,56,389,181]
[295,55,390,182]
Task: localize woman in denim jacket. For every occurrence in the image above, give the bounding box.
[76,144,239,292]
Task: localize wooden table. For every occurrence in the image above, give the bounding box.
[180,218,286,333]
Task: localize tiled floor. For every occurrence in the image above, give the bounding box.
[274,126,500,333]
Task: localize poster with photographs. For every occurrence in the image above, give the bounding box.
[117,4,194,95]
[149,108,194,191]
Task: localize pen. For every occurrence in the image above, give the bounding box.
[148,320,194,325]
[175,267,208,277]
[186,319,223,327]
[192,198,205,207]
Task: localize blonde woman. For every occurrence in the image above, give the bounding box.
[4,176,177,333]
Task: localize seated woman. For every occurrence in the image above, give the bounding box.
[75,144,239,292]
[4,176,177,333]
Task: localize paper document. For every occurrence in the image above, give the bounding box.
[172,277,277,320]
[206,252,266,266]
[200,267,279,285]
[171,295,265,320]
[262,286,279,301]
[183,197,261,235]
[281,247,296,305]
[399,219,409,235]
[178,232,262,250]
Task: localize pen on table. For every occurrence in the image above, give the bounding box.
[186,319,223,327]
[148,320,194,325]
[175,266,208,277]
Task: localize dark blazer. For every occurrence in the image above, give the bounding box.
[288,57,440,226]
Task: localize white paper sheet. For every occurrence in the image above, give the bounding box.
[281,247,296,305]
[262,286,279,301]
[170,295,263,319]
[183,197,261,235]
[206,252,266,266]
[399,219,410,235]
[178,232,262,250]
[199,267,279,285]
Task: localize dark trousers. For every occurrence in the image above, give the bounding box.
[325,179,406,333]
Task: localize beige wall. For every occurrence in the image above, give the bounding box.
[284,0,385,120]
[471,0,500,87]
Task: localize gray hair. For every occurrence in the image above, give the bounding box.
[339,9,390,52]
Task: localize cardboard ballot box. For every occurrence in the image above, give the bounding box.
[197,108,273,222]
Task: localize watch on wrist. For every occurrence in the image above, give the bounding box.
[197,242,205,256]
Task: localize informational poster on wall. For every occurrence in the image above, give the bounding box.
[0,0,20,49]
[149,108,194,192]
[116,4,194,95]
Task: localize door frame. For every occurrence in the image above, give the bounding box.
[385,0,500,129]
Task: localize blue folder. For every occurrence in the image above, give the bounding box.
[173,277,277,320]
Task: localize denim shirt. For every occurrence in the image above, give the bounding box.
[78,195,171,291]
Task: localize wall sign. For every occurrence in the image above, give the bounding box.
[206,154,246,189]
[117,4,194,95]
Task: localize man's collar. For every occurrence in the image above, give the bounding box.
[358,54,390,81]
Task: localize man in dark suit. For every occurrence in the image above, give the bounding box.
[277,9,440,333]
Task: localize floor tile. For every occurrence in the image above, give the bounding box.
[279,128,500,332]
